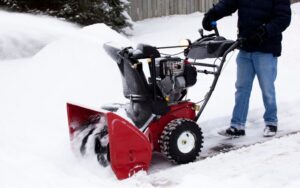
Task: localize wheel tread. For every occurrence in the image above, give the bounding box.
[159,118,203,164]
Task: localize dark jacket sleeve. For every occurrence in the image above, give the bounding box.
[213,0,238,20]
[265,0,291,37]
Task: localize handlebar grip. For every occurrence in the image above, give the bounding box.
[211,21,219,37]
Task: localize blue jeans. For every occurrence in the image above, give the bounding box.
[231,50,278,130]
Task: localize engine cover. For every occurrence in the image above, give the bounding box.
[154,57,196,102]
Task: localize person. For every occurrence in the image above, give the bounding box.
[202,0,291,137]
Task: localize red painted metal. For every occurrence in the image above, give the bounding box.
[66,103,102,139]
[107,113,152,180]
[148,101,196,151]
[66,103,152,180]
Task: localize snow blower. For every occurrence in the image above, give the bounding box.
[67,23,241,180]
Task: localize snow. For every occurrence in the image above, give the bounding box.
[151,134,300,188]
[1,3,300,188]
[0,11,79,60]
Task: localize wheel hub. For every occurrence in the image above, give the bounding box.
[177,131,196,153]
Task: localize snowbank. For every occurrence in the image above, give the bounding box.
[0,10,78,60]
[0,14,132,187]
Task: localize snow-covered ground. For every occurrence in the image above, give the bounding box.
[1,4,300,188]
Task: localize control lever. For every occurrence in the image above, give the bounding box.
[198,29,204,38]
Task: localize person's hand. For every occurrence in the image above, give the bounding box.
[202,9,217,31]
[247,25,267,46]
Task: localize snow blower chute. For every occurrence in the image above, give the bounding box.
[67,23,241,180]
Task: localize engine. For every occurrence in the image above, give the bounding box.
[155,57,197,103]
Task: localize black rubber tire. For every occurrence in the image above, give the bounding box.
[159,119,203,164]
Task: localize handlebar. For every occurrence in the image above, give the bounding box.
[222,39,242,57]
[116,22,244,61]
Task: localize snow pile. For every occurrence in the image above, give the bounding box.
[0,13,132,188]
[0,10,78,60]
[1,3,300,188]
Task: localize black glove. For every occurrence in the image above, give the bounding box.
[202,8,217,31]
[247,25,267,46]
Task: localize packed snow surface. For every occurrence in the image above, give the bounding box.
[1,3,300,188]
